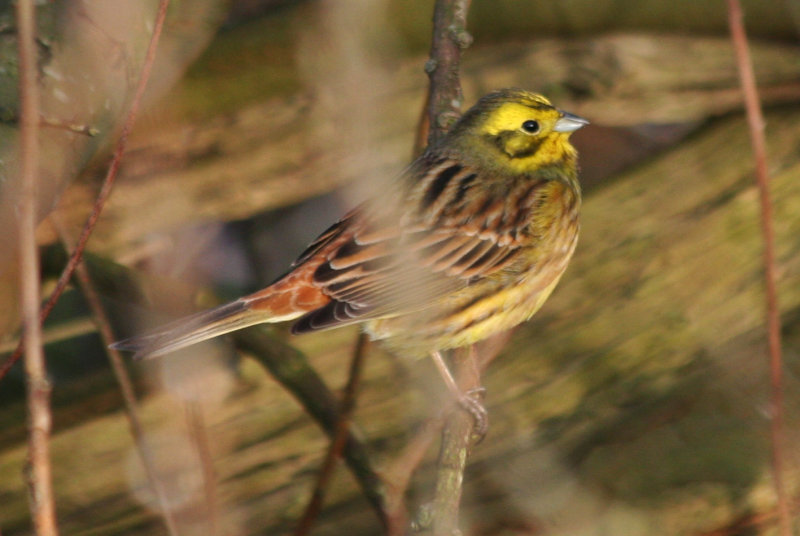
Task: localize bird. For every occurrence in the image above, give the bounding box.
[112,88,587,407]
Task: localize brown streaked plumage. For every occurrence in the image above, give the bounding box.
[111,89,587,360]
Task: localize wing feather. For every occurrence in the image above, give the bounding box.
[291,155,550,333]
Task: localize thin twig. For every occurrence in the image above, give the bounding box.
[383,331,509,535]
[186,402,218,536]
[726,2,790,535]
[384,417,443,536]
[0,0,171,383]
[77,277,181,536]
[234,328,387,525]
[40,117,99,137]
[56,221,179,536]
[17,0,58,533]
[294,333,370,536]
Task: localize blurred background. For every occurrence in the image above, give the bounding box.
[1,0,800,534]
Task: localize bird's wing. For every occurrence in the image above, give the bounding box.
[289,155,551,333]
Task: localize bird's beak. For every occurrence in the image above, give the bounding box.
[553,112,589,133]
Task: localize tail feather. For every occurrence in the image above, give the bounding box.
[112,269,330,360]
[111,300,267,360]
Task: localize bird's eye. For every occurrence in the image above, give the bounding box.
[521,120,540,134]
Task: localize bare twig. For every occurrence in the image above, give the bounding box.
[726,2,790,535]
[57,221,179,536]
[16,0,58,533]
[384,417,443,536]
[40,117,99,137]
[383,332,509,535]
[186,402,218,536]
[0,0,171,383]
[294,333,371,536]
[424,0,473,148]
[233,328,387,523]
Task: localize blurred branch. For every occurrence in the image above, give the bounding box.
[16,0,58,532]
[0,318,95,355]
[40,117,99,137]
[186,402,219,536]
[56,221,180,536]
[384,417,441,536]
[233,328,388,526]
[0,0,171,383]
[35,237,389,530]
[726,2,790,535]
[294,333,372,536]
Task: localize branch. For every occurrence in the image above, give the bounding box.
[384,417,442,535]
[185,402,219,536]
[430,348,481,535]
[233,328,387,525]
[34,241,389,531]
[294,333,372,535]
[57,221,180,536]
[420,1,476,534]
[422,0,473,149]
[16,0,58,533]
[0,0,171,383]
[726,2,789,535]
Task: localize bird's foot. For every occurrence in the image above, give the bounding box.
[458,387,488,443]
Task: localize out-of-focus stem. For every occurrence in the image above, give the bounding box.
[294,333,373,535]
[0,0,171,383]
[61,222,180,536]
[726,1,790,535]
[17,0,58,533]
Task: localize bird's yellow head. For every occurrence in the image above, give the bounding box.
[448,89,588,174]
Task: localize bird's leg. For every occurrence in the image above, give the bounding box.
[430,350,488,440]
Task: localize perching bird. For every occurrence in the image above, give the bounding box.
[112,89,587,385]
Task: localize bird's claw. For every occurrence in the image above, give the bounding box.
[458,387,488,443]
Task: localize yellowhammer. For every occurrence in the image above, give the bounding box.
[113,89,587,383]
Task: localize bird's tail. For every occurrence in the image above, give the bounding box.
[111,264,333,360]
[110,299,270,360]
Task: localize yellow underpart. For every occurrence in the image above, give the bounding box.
[442,273,564,348]
[505,134,578,175]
